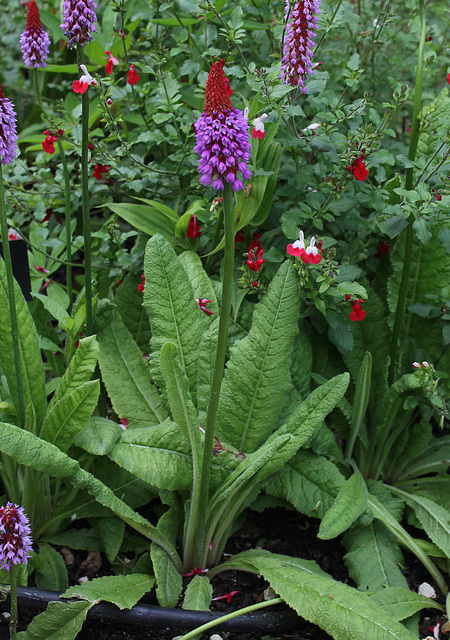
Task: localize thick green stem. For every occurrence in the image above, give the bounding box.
[0,165,25,427]
[192,184,234,568]
[388,0,426,386]
[177,597,284,640]
[204,209,223,274]
[9,565,18,640]
[56,140,73,313]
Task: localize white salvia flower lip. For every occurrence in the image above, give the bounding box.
[243,106,249,119]
[303,122,320,131]
[418,582,436,599]
[252,113,269,132]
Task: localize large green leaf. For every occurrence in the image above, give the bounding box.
[183,575,212,611]
[369,587,443,621]
[215,260,300,452]
[108,419,192,490]
[150,507,183,608]
[319,468,368,540]
[114,272,152,353]
[144,234,209,398]
[17,600,91,640]
[219,549,418,640]
[40,380,100,451]
[343,521,408,590]
[35,543,69,592]
[104,201,177,241]
[74,416,122,456]
[178,251,219,316]
[0,257,47,427]
[62,573,155,608]
[98,313,168,427]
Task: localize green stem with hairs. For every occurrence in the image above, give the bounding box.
[388,0,426,386]
[9,565,18,639]
[0,164,25,427]
[56,139,73,313]
[77,48,93,335]
[191,184,234,569]
[177,597,284,640]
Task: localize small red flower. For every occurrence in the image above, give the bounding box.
[212,590,239,603]
[183,567,208,578]
[119,418,128,430]
[349,298,366,322]
[436,194,442,201]
[187,215,202,239]
[34,265,49,274]
[247,248,265,272]
[375,241,391,259]
[196,298,213,315]
[447,72,450,85]
[351,155,369,181]
[234,230,245,248]
[41,129,63,154]
[138,274,145,292]
[105,50,119,75]
[247,238,262,254]
[127,64,140,85]
[93,163,110,180]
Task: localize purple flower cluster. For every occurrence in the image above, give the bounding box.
[280,0,321,93]
[60,0,98,49]
[0,503,33,571]
[0,86,18,166]
[20,0,50,69]
[194,60,252,192]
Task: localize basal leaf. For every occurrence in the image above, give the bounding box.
[114,272,152,352]
[96,517,125,564]
[318,468,368,540]
[35,543,69,592]
[0,257,47,427]
[151,507,182,608]
[178,251,219,316]
[40,380,100,451]
[144,234,208,399]
[62,574,155,609]
[182,576,212,611]
[369,587,443,621]
[98,313,168,427]
[215,260,300,452]
[16,600,91,640]
[74,416,122,456]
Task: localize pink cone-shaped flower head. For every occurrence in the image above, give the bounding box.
[20,0,51,69]
[0,503,33,571]
[61,0,97,49]
[0,86,18,165]
[194,60,252,192]
[281,0,322,93]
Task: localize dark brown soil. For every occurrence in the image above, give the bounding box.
[0,507,447,640]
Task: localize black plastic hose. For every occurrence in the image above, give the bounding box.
[3,585,301,633]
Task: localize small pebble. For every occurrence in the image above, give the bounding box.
[418,582,436,599]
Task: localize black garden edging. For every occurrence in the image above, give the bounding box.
[3,585,301,633]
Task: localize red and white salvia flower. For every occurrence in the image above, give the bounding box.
[287,229,322,264]
[194,59,252,192]
[251,113,268,140]
[412,362,420,369]
[104,50,119,75]
[34,265,50,274]
[187,215,202,239]
[280,0,322,93]
[42,129,63,155]
[348,154,369,181]
[119,418,128,430]
[0,503,33,571]
[20,0,51,69]
[7,229,21,241]
[61,0,97,49]
[72,64,97,94]
[127,64,140,85]
[0,85,18,166]
[196,298,213,315]
[287,229,305,257]
[93,163,110,180]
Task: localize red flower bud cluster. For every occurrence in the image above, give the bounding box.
[138,274,145,292]
[247,239,265,272]
[187,215,202,240]
[93,163,110,180]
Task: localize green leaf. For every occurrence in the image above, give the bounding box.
[219,549,418,640]
[114,270,152,353]
[74,416,123,455]
[48,336,99,411]
[178,251,219,316]
[43,529,102,552]
[346,352,371,457]
[98,313,168,427]
[40,380,100,451]
[412,219,432,245]
[343,521,408,590]
[215,261,300,452]
[108,420,192,490]
[96,517,125,564]
[336,281,368,298]
[104,202,177,242]
[318,468,368,540]
[183,576,212,611]
[369,587,443,621]
[16,600,91,640]
[144,234,208,398]
[0,257,47,427]
[196,319,219,428]
[35,543,69,591]
[62,574,155,609]
[151,507,182,608]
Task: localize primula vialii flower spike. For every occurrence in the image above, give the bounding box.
[194,60,252,192]
[20,0,51,69]
[281,0,322,93]
[61,0,98,49]
[0,85,18,166]
[0,503,33,571]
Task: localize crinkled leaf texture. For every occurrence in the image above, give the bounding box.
[215,260,300,452]
[182,575,212,611]
[151,507,183,608]
[0,256,47,427]
[219,549,418,640]
[318,468,368,540]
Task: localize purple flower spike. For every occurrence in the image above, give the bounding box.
[20,0,51,69]
[61,0,98,49]
[0,503,33,571]
[0,86,19,166]
[194,60,252,193]
[280,0,321,93]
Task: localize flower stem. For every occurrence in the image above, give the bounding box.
[177,597,284,640]
[192,184,234,568]
[9,565,18,639]
[56,139,73,313]
[0,164,25,427]
[388,0,426,386]
[77,48,93,336]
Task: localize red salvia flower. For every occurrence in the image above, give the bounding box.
[350,154,369,181]
[196,298,213,315]
[127,64,140,85]
[375,241,391,258]
[138,274,145,292]
[93,163,110,180]
[247,247,265,272]
[349,298,366,322]
[187,215,202,239]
